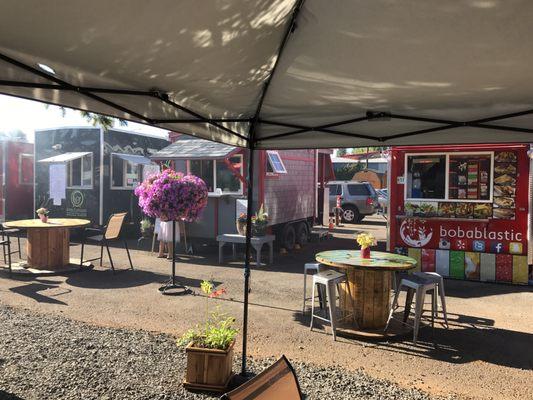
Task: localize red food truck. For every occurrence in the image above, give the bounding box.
[389,144,532,285]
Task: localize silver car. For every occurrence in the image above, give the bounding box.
[328,181,379,223]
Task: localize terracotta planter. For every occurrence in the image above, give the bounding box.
[360,246,370,259]
[183,341,235,392]
[38,214,48,223]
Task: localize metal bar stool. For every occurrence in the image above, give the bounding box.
[302,262,321,313]
[413,271,449,328]
[385,274,437,344]
[310,269,354,341]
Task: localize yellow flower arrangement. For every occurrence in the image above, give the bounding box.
[356,232,377,249]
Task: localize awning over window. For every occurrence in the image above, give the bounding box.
[113,153,152,165]
[38,152,90,163]
[150,137,239,161]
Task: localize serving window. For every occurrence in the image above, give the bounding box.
[405,152,493,202]
[189,154,243,195]
[68,153,93,189]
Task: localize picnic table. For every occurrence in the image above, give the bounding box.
[4,218,90,270]
[217,234,275,266]
[316,250,417,331]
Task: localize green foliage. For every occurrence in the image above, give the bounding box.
[140,218,152,231]
[177,310,238,350]
[80,111,127,132]
[334,162,364,180]
[177,280,238,350]
[336,148,348,156]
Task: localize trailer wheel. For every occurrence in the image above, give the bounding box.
[296,222,309,246]
[281,224,296,251]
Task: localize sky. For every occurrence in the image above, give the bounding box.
[0,94,169,142]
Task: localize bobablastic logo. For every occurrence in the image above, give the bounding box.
[400,219,433,247]
[71,190,84,208]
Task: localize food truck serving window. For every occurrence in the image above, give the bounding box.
[68,153,93,188]
[111,153,152,189]
[18,153,33,185]
[405,152,493,202]
[190,155,243,195]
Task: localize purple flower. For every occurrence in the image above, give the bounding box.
[134,169,208,222]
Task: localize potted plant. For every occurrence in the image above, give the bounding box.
[36,207,49,223]
[140,218,153,238]
[356,232,377,259]
[178,280,238,392]
[236,212,247,236]
[251,204,268,236]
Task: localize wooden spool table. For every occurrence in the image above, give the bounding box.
[315,250,416,336]
[4,218,90,272]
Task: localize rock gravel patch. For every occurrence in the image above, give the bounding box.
[0,305,457,399]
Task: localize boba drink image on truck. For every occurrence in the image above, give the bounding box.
[389,144,532,285]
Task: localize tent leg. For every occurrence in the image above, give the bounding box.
[241,147,255,376]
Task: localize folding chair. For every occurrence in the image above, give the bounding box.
[220,356,303,400]
[80,212,133,273]
[0,233,13,277]
[1,224,21,260]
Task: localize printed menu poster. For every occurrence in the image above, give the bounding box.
[49,164,67,205]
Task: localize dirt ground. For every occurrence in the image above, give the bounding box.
[0,216,531,400]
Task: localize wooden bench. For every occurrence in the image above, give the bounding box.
[216,234,275,266]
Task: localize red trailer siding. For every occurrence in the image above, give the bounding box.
[263,149,316,226]
[1,141,34,221]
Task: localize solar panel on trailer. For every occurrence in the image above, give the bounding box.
[267,151,287,173]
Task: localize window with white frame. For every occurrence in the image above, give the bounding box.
[405,152,493,202]
[18,153,33,185]
[266,150,287,174]
[189,155,243,194]
[111,154,143,189]
[68,153,93,188]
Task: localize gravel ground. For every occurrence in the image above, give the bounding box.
[0,305,457,400]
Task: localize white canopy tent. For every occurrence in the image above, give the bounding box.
[1,0,533,150]
[2,0,533,378]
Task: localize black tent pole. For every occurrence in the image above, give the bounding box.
[241,145,254,376]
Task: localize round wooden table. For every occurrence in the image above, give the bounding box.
[4,218,90,270]
[316,250,417,331]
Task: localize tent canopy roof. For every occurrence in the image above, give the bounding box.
[2,0,533,149]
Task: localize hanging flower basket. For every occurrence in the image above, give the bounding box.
[134,169,208,222]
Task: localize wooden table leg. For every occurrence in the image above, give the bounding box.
[339,269,392,330]
[26,228,70,270]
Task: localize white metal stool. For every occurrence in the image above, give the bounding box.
[302,263,321,313]
[413,271,449,328]
[385,274,437,344]
[310,269,353,341]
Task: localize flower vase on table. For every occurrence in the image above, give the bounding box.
[360,246,371,259]
[356,232,377,259]
[36,207,49,223]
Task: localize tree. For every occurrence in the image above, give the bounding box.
[0,129,27,142]
[48,105,127,131]
[336,148,348,156]
[333,162,364,180]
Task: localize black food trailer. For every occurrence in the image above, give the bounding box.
[34,127,168,233]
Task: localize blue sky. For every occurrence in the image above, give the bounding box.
[0,94,169,142]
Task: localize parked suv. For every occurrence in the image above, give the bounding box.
[327,181,378,223]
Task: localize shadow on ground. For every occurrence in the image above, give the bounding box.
[292,308,533,371]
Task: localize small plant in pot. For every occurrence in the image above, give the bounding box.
[140,218,153,238]
[36,207,49,223]
[251,204,268,236]
[178,280,238,392]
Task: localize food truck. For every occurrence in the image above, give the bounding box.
[389,144,532,285]
[0,139,34,221]
[34,127,168,231]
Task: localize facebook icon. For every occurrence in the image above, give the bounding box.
[490,242,504,254]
